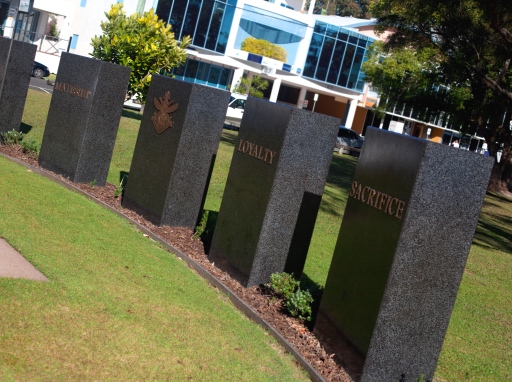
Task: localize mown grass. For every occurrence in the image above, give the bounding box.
[0,155,308,381]
[7,88,512,380]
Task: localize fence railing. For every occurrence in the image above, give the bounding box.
[11,30,70,56]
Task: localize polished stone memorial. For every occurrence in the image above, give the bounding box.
[38,53,130,186]
[122,75,231,228]
[314,127,494,382]
[208,98,339,287]
[0,37,36,135]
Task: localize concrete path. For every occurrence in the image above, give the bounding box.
[0,238,48,281]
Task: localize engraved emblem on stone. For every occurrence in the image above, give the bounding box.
[151,91,178,134]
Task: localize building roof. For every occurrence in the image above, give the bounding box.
[311,15,377,30]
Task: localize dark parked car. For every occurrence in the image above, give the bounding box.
[336,126,364,156]
[32,61,50,79]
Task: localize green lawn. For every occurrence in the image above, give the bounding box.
[3,88,512,380]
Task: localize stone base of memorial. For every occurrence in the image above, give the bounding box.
[121,75,230,229]
[208,98,339,287]
[314,127,494,382]
[38,53,130,186]
[0,37,36,135]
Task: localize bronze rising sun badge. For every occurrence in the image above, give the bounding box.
[151,91,178,134]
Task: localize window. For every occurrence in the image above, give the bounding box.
[172,59,232,90]
[303,21,374,92]
[156,0,236,54]
[70,34,79,49]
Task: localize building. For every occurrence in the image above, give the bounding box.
[0,0,486,148]
[1,0,155,73]
[154,0,379,132]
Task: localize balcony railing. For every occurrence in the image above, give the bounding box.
[11,30,70,56]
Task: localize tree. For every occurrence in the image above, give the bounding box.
[241,37,287,62]
[232,76,269,98]
[90,3,190,103]
[367,0,512,192]
[304,0,376,18]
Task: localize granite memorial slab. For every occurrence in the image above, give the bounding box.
[38,53,130,186]
[121,75,231,229]
[208,98,340,287]
[314,127,494,382]
[0,36,36,136]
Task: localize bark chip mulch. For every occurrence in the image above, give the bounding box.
[0,145,364,382]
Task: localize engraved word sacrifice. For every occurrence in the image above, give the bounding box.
[349,181,406,219]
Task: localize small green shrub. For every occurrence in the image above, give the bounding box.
[0,130,25,145]
[20,139,40,158]
[286,288,313,321]
[114,174,127,198]
[193,210,209,239]
[89,179,97,188]
[266,272,299,300]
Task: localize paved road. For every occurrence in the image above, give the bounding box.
[29,77,54,94]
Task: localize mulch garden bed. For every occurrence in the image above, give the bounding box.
[0,144,364,381]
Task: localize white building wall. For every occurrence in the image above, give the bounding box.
[69,0,154,58]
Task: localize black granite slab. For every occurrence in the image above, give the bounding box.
[0,37,36,135]
[314,127,494,382]
[121,75,231,229]
[208,98,340,287]
[38,53,130,186]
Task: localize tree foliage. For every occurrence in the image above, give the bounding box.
[304,0,376,18]
[232,76,269,98]
[90,3,190,102]
[241,37,287,62]
[367,0,512,190]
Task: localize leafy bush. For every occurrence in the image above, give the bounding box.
[91,4,190,103]
[20,139,40,158]
[266,272,299,300]
[232,76,269,98]
[286,289,313,321]
[0,130,25,145]
[241,37,287,62]
[266,272,315,321]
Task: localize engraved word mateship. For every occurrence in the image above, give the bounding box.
[151,91,178,134]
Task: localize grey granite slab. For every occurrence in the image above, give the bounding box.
[122,75,231,229]
[208,98,340,287]
[0,37,36,135]
[314,127,494,381]
[38,52,130,186]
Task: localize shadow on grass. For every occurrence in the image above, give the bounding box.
[220,130,238,147]
[197,210,219,254]
[122,108,142,121]
[19,122,33,134]
[473,196,512,254]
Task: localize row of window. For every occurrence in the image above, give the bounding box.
[156,1,372,94]
[157,0,236,54]
[172,59,232,89]
[302,22,373,92]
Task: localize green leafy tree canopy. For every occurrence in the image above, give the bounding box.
[367,0,512,191]
[304,0,376,18]
[241,37,287,63]
[232,76,269,98]
[91,3,190,102]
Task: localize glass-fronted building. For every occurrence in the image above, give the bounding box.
[156,0,376,131]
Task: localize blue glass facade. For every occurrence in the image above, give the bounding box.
[234,5,307,65]
[172,59,232,89]
[156,0,237,54]
[303,21,374,92]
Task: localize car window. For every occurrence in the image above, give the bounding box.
[230,99,245,109]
